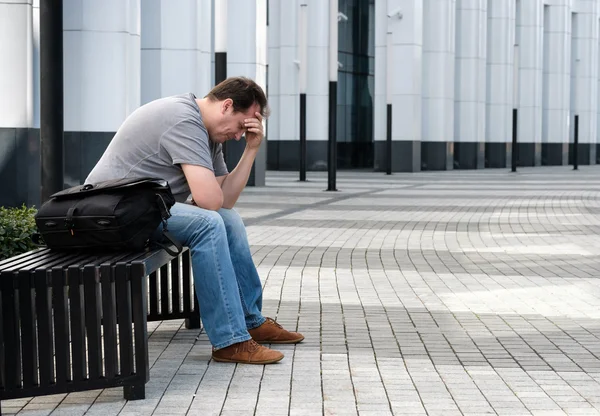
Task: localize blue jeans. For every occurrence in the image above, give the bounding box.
[157,202,265,349]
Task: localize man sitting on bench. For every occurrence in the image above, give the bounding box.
[86,77,303,365]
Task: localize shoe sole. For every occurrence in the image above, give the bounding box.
[211,355,284,365]
[255,336,305,345]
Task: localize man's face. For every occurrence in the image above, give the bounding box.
[210,100,261,144]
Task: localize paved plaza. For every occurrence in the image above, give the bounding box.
[5,166,600,416]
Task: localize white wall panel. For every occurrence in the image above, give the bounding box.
[0,1,33,128]
[267,0,281,141]
[543,1,571,144]
[389,0,423,143]
[374,0,386,143]
[65,0,140,132]
[305,0,328,142]
[141,0,212,105]
[485,0,515,143]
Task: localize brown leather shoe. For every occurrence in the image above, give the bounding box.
[212,339,284,364]
[249,318,305,344]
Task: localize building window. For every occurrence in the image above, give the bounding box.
[337,0,374,169]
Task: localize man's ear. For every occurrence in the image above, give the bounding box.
[221,98,233,114]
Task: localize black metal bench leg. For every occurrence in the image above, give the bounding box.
[185,310,201,329]
[123,383,145,400]
[185,294,201,329]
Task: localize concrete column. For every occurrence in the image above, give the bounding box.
[0,0,33,130]
[542,0,572,165]
[303,0,330,171]
[226,0,268,185]
[516,0,544,166]
[422,0,455,171]
[277,0,301,170]
[63,0,141,186]
[570,0,598,165]
[387,0,423,172]
[0,0,35,207]
[374,0,387,171]
[266,0,281,169]
[485,0,516,167]
[33,0,40,129]
[597,6,600,163]
[141,0,213,104]
[454,0,487,169]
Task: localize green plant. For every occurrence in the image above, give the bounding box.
[0,205,38,261]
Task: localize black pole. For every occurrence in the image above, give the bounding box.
[215,52,227,157]
[386,104,392,175]
[511,108,518,172]
[327,81,337,191]
[215,52,227,85]
[299,93,307,181]
[40,0,64,202]
[573,114,579,170]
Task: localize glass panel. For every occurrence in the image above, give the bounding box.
[337,0,374,151]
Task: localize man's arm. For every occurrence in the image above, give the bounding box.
[219,112,264,209]
[181,164,224,211]
[219,146,259,208]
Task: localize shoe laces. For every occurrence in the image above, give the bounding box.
[265,317,283,329]
[239,339,261,353]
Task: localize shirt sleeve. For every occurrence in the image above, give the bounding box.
[159,118,215,172]
[212,143,229,177]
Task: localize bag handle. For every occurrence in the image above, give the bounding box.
[153,229,183,256]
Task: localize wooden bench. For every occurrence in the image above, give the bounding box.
[0,247,200,415]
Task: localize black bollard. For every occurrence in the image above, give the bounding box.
[40,0,65,202]
[386,104,392,175]
[300,93,307,181]
[215,52,227,158]
[327,81,337,191]
[511,108,518,172]
[573,114,579,170]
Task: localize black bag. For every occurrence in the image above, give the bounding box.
[34,177,182,255]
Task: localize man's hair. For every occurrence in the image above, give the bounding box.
[206,77,270,117]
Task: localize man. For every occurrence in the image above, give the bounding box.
[86,77,303,364]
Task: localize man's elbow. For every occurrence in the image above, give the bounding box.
[193,194,224,211]
[204,201,223,211]
[221,201,234,210]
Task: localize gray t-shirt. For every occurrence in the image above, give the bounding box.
[86,93,228,202]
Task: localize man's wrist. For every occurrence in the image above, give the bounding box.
[244,144,261,153]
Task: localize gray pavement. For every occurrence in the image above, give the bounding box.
[5,166,600,416]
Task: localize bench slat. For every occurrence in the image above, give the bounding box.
[130,262,149,386]
[84,265,102,380]
[182,250,192,315]
[1,274,22,390]
[68,265,86,381]
[116,264,133,377]
[160,264,169,315]
[101,264,118,379]
[52,267,71,384]
[18,270,38,389]
[0,250,66,273]
[35,268,54,387]
[182,250,201,329]
[0,248,48,269]
[171,256,181,314]
[148,271,158,317]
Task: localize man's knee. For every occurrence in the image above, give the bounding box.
[218,208,248,236]
[190,209,226,234]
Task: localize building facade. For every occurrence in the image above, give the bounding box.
[1,0,599,207]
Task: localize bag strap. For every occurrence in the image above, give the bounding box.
[31,233,45,247]
[156,194,172,220]
[153,229,183,256]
